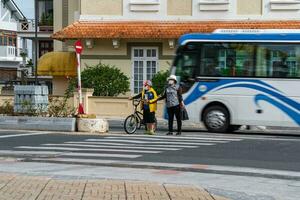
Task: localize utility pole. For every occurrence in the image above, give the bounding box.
[34,0,38,85]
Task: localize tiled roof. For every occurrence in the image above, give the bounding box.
[52,20,300,40]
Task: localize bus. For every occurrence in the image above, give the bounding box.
[170,30,300,133]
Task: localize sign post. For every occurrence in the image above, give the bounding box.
[75,40,84,114]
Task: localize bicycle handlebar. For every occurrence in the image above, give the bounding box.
[132,99,141,107]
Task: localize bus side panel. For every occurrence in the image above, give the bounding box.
[265,79,300,127]
[183,89,237,124]
[182,78,300,127]
[201,88,283,126]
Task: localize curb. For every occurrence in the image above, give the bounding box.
[27,158,300,181]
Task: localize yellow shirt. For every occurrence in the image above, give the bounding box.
[141,87,158,113]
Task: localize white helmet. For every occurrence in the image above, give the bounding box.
[167,75,177,83]
[143,80,152,87]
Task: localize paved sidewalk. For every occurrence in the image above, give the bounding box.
[0,173,228,200]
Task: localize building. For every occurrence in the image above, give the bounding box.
[0,0,26,91]
[18,0,54,93]
[49,0,300,95]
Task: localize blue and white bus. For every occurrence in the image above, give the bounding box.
[171,30,300,132]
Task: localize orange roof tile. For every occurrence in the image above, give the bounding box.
[52,20,300,40]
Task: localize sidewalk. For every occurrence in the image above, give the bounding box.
[0,173,228,200]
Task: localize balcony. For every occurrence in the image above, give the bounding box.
[18,19,53,33]
[0,46,22,62]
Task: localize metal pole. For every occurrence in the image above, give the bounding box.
[76,53,84,114]
[34,0,38,85]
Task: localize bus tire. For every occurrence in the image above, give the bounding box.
[203,105,230,133]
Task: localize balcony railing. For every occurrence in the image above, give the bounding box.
[0,46,17,57]
[18,19,53,33]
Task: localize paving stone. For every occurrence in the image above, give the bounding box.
[164,184,215,200]
[0,174,229,200]
[36,179,86,200]
[0,175,49,200]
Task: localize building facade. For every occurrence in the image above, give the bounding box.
[18,0,54,93]
[0,0,26,91]
[51,0,300,95]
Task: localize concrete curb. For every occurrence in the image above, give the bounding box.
[28,158,300,181]
[0,116,76,132]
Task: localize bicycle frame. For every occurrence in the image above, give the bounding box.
[132,99,145,129]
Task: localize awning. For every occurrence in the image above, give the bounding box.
[52,20,300,41]
[37,51,77,76]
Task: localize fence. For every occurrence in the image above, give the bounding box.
[0,94,165,118]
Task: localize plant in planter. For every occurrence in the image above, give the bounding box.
[39,13,47,26]
[69,62,130,96]
[20,51,27,58]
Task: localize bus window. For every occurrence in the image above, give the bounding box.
[174,52,198,82]
[256,44,300,78]
[200,43,255,77]
[174,51,198,93]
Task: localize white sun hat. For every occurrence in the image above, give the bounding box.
[167,75,177,83]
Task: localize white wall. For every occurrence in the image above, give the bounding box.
[0,1,18,32]
[80,0,300,21]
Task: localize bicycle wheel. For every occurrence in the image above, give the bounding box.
[124,114,139,134]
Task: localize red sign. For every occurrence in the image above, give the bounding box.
[75,40,83,54]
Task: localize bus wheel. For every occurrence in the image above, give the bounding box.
[203,105,230,133]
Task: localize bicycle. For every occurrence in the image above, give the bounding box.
[124,99,156,134]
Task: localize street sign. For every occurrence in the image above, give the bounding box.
[75,40,84,114]
[75,40,83,54]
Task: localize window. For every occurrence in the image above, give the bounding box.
[132,47,158,94]
[256,44,299,78]
[187,42,300,78]
[200,43,256,77]
[175,52,198,83]
[39,41,53,57]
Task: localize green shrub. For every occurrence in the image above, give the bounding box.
[0,101,14,115]
[48,97,76,118]
[77,62,130,96]
[152,70,170,95]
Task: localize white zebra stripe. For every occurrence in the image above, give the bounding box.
[42,143,181,151]
[65,141,205,148]
[15,146,161,154]
[0,150,141,158]
[86,139,218,145]
[105,135,242,141]
[104,136,229,143]
[0,132,51,139]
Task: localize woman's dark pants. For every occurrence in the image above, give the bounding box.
[167,105,182,133]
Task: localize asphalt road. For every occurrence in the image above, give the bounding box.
[0,128,300,174]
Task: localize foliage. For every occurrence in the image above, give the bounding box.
[26,59,33,67]
[20,51,27,58]
[151,70,170,95]
[79,62,130,96]
[0,101,14,115]
[19,100,47,117]
[48,97,76,118]
[39,12,53,26]
[48,77,77,117]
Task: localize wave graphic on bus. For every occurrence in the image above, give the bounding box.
[255,94,300,126]
[184,79,300,125]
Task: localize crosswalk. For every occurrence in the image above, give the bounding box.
[1,134,244,166]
